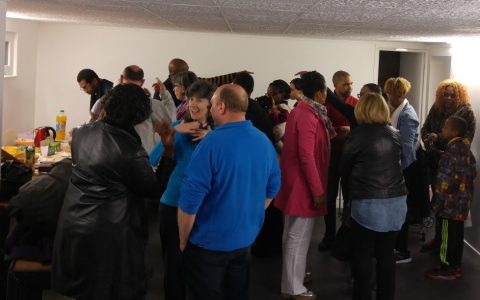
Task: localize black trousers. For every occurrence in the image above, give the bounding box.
[350,221,398,300]
[325,152,344,241]
[439,218,464,267]
[251,203,283,257]
[395,164,415,253]
[159,203,186,300]
[183,243,250,300]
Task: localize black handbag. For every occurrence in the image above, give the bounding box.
[0,160,33,200]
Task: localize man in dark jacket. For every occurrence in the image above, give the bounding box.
[77,68,113,112]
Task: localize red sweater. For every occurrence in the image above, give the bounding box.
[274,101,330,217]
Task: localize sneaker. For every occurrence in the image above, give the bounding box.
[281,290,316,299]
[420,239,440,254]
[426,266,457,280]
[395,250,412,264]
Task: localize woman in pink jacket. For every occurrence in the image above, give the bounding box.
[275,71,331,300]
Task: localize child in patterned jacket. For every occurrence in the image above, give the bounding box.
[426,116,476,280]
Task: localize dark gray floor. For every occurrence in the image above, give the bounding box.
[44,209,480,300]
[142,210,480,300]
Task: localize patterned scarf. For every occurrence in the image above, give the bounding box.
[176,99,188,120]
[302,96,337,139]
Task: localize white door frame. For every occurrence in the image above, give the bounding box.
[374,46,430,125]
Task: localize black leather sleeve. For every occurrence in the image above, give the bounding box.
[327,88,357,128]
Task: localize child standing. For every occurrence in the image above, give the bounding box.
[426,116,476,280]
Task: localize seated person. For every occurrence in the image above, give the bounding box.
[6,159,72,263]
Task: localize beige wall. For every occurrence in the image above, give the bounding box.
[3,18,38,144]
[29,21,435,129]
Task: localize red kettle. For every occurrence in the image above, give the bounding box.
[34,127,56,147]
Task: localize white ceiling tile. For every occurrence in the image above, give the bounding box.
[7,0,480,42]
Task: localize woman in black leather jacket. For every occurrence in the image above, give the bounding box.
[52,84,163,300]
[340,93,407,300]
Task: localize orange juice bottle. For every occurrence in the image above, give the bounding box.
[56,110,67,141]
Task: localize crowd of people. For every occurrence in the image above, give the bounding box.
[37,58,477,300]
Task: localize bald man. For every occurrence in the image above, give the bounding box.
[90,65,175,152]
[178,84,281,300]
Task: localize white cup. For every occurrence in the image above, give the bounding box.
[40,145,49,157]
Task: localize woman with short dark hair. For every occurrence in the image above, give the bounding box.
[266,79,292,154]
[171,71,199,120]
[275,71,331,300]
[149,80,215,300]
[52,84,163,300]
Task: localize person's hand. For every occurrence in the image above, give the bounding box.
[313,195,325,209]
[190,126,211,142]
[294,71,307,76]
[97,110,106,121]
[336,126,351,136]
[153,119,175,147]
[175,121,201,134]
[152,77,166,94]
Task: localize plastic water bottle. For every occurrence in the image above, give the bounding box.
[56,110,67,141]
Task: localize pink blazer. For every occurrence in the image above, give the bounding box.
[274,101,330,217]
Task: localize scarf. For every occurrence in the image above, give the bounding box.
[176,98,188,120]
[302,96,337,139]
[391,99,408,128]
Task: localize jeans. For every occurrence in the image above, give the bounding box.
[183,243,250,300]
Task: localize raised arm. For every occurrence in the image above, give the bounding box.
[327,88,357,128]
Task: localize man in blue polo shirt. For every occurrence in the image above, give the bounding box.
[178,84,281,300]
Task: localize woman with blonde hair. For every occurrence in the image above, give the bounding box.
[384,77,420,264]
[420,79,476,253]
[341,93,407,300]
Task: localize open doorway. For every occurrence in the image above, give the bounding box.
[377,50,426,122]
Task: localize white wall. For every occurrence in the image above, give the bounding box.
[427,56,451,111]
[0,0,6,152]
[2,18,38,145]
[28,21,434,129]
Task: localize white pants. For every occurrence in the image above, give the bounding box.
[281,215,316,295]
